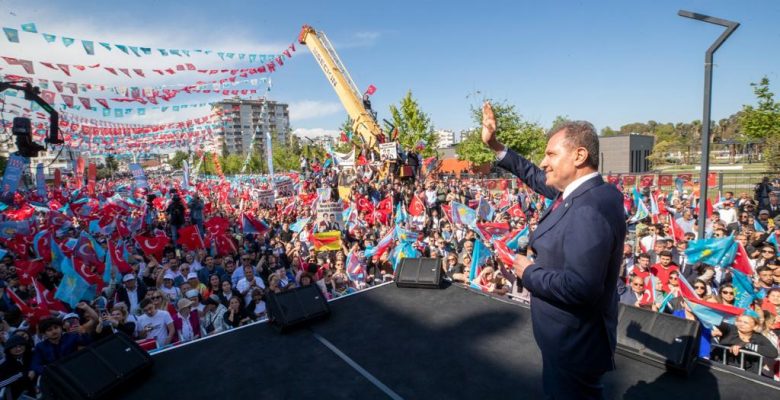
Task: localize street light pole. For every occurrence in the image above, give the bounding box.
[678,10,739,240]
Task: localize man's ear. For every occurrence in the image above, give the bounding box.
[573,147,590,168]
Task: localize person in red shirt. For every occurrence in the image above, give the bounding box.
[650,251,679,292]
[631,253,652,283]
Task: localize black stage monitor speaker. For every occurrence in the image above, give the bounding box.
[41,332,153,400]
[396,258,442,289]
[616,303,701,375]
[267,284,330,332]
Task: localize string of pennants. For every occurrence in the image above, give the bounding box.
[605,172,719,188]
[1,45,295,78]
[3,73,271,97]
[3,22,285,62]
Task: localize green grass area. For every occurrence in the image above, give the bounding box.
[654,162,771,173]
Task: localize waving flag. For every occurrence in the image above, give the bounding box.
[730,268,762,309]
[365,228,394,258]
[685,236,735,267]
[668,216,685,244]
[732,242,753,276]
[204,217,230,236]
[108,240,133,274]
[14,259,45,285]
[629,188,650,223]
[504,225,530,252]
[682,297,744,330]
[476,222,511,243]
[395,202,408,225]
[451,202,476,227]
[177,225,205,250]
[345,251,365,282]
[409,195,426,217]
[394,226,418,243]
[469,240,491,283]
[290,217,310,233]
[33,230,52,262]
[506,203,525,220]
[210,232,238,257]
[311,230,342,251]
[135,234,170,260]
[241,213,269,235]
[768,232,779,252]
[0,220,32,240]
[493,240,516,269]
[391,240,419,271]
[55,257,93,308]
[754,220,765,232]
[75,232,105,269]
[477,196,495,221]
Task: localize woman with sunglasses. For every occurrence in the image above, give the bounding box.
[712,313,778,376]
[718,284,737,306]
[692,279,711,298]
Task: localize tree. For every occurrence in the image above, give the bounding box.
[385,91,438,157]
[739,76,780,169]
[169,151,188,169]
[600,126,620,137]
[456,99,547,166]
[0,155,7,175]
[105,154,118,173]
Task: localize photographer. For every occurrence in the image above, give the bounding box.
[94,306,136,340]
[167,189,186,246]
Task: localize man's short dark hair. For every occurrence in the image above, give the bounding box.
[38,317,63,332]
[638,252,650,260]
[548,120,599,169]
[756,266,770,274]
[140,298,154,309]
[659,251,672,258]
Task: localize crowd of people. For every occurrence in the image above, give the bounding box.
[0,150,778,397]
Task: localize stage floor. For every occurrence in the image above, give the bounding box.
[121,283,780,399]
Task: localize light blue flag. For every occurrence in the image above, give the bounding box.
[451,202,477,227]
[769,233,779,252]
[730,268,763,308]
[477,196,494,221]
[685,236,736,267]
[469,240,490,283]
[505,225,530,251]
[54,257,91,308]
[754,220,765,232]
[290,217,310,233]
[395,202,407,224]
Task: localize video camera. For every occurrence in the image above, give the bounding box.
[1,81,62,158]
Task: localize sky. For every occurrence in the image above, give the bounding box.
[1,0,779,140]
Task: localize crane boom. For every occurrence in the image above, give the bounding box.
[298,25,382,150]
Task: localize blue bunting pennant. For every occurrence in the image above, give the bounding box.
[82,40,95,55]
[43,33,56,42]
[21,23,37,33]
[62,36,75,46]
[99,42,112,51]
[3,27,19,43]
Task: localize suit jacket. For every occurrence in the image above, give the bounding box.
[114,284,148,310]
[619,289,643,306]
[498,149,626,373]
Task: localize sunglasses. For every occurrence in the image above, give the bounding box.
[669,276,678,280]
[761,250,776,254]
[694,285,705,289]
[721,291,734,295]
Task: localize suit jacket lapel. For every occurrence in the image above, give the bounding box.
[530,176,604,244]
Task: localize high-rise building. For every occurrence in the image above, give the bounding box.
[211,97,290,155]
[435,129,458,148]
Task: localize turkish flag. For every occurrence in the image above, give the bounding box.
[732,243,753,276]
[365,84,377,95]
[606,175,619,185]
[109,240,133,274]
[506,204,526,219]
[135,234,170,260]
[14,259,45,285]
[177,225,205,251]
[657,175,673,186]
[639,175,655,188]
[75,234,103,269]
[622,175,636,186]
[409,195,425,217]
[4,204,35,221]
[210,232,237,256]
[204,217,230,236]
[669,216,685,244]
[72,257,102,286]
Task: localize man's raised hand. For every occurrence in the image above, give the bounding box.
[481,101,503,153]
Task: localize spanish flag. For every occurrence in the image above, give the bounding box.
[312,230,342,251]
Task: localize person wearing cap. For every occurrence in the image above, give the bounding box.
[200,294,228,336]
[31,304,95,378]
[718,200,738,225]
[157,268,182,303]
[0,334,34,398]
[114,274,147,315]
[172,298,200,343]
[186,272,208,298]
[757,209,771,231]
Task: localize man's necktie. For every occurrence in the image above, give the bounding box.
[552,196,563,211]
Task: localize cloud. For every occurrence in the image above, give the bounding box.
[288,100,342,121]
[293,128,339,138]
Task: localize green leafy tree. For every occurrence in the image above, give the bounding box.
[600,126,620,137]
[385,90,438,157]
[739,76,780,169]
[0,155,8,175]
[456,99,547,165]
[169,151,188,169]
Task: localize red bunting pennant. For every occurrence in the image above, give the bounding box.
[57,63,70,76]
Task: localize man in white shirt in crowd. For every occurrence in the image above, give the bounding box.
[236,265,266,305]
[718,200,738,226]
[137,298,175,348]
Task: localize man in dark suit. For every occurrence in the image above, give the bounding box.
[482,102,626,399]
